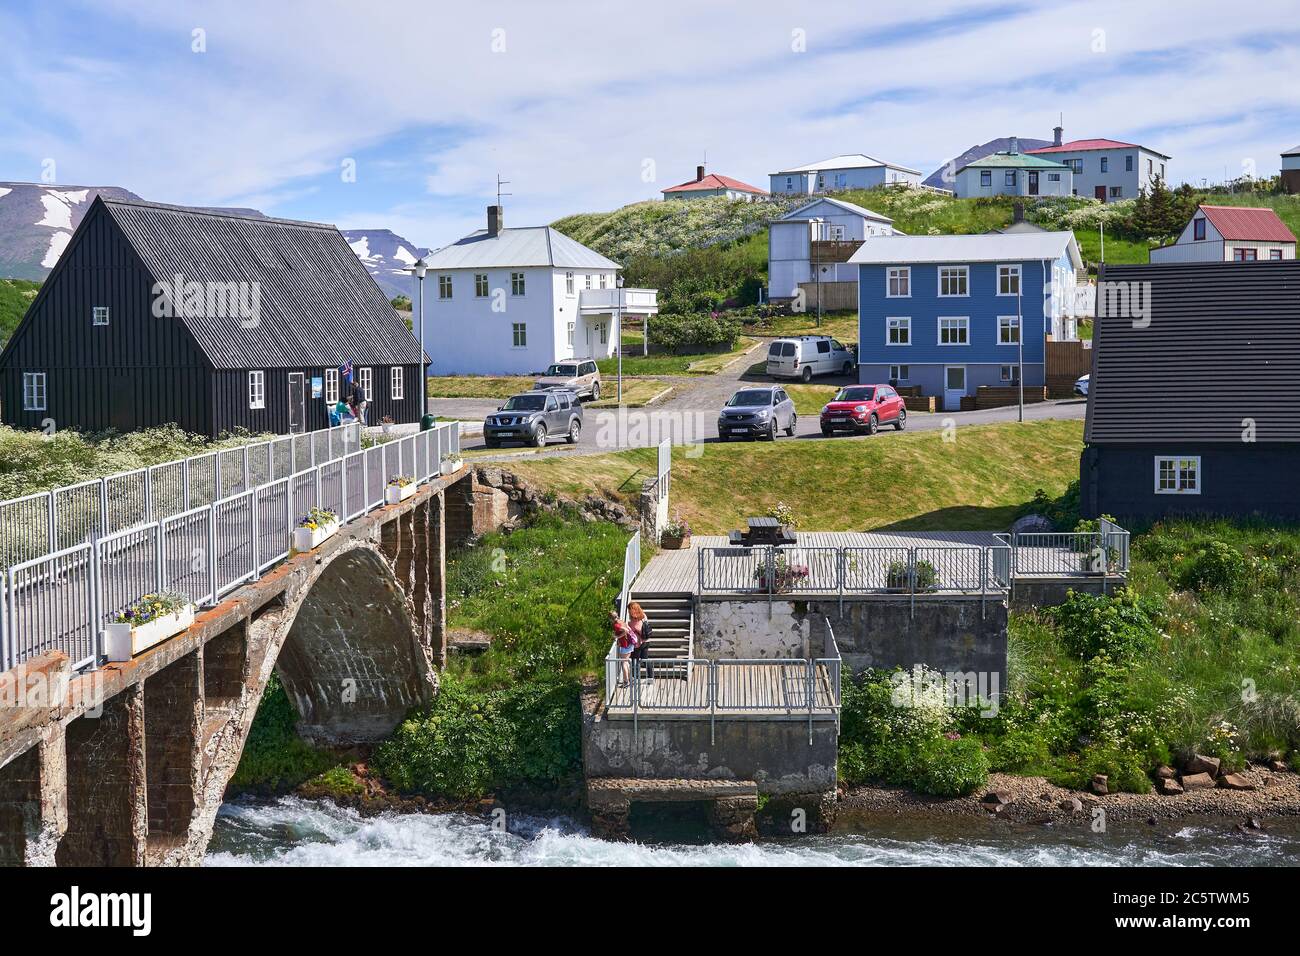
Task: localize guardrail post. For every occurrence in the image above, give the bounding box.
[183,459,191,511]
[99,479,108,539]
[251,491,261,582]
[243,446,250,493]
[46,492,56,554]
[807,658,814,746]
[709,662,716,746]
[980,547,987,618]
[207,502,218,605]
[837,547,844,617]
[909,547,916,619]
[89,545,102,669]
[154,523,164,595]
[144,467,153,524]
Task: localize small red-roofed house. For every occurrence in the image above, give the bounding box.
[1150,204,1297,263]
[662,166,767,202]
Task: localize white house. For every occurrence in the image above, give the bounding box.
[768,197,897,302]
[1282,145,1300,195]
[418,206,657,375]
[1026,129,1170,201]
[1149,204,1297,263]
[952,151,1072,198]
[662,165,766,201]
[769,154,922,196]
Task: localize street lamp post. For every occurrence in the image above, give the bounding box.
[616,275,624,405]
[1017,276,1024,423]
[409,260,428,415]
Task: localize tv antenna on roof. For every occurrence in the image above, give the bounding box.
[496,173,512,206]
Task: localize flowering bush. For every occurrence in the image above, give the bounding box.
[387,475,414,488]
[662,512,691,538]
[765,501,797,530]
[753,553,809,592]
[297,507,338,531]
[114,591,190,626]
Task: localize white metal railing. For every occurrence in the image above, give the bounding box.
[0,423,461,674]
[1010,530,1130,577]
[617,530,641,621]
[655,438,671,500]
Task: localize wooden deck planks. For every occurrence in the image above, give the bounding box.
[605,662,837,718]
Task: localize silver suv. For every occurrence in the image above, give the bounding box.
[717,386,797,441]
[533,359,601,401]
[484,390,583,448]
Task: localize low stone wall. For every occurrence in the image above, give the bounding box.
[454,468,639,542]
[1009,576,1112,610]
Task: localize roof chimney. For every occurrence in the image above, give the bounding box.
[1009,135,1020,155]
[487,205,504,238]
[696,164,706,182]
[1053,125,1063,147]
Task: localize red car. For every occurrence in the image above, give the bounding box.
[819,384,906,436]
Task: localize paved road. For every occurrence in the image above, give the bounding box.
[428,341,1086,460]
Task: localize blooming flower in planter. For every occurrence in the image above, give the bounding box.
[297,507,339,531]
[387,475,414,488]
[113,591,190,627]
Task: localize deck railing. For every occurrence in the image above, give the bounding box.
[0,423,461,673]
[1010,530,1130,577]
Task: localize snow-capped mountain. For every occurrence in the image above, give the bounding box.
[0,182,427,301]
[341,229,430,300]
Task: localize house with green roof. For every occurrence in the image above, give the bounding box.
[952,150,1072,199]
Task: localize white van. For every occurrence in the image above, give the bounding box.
[766,336,855,382]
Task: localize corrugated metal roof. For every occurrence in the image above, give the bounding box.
[418,226,620,270]
[956,152,1070,171]
[849,231,1081,268]
[1027,138,1174,158]
[1283,145,1300,157]
[1086,261,1300,443]
[663,173,766,194]
[1198,205,1296,243]
[771,153,922,176]
[779,197,893,223]
[100,197,425,370]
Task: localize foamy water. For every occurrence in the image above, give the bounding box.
[205,796,1300,867]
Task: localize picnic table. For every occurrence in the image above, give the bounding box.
[728,516,797,547]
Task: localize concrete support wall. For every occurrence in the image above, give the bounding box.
[142,652,202,845]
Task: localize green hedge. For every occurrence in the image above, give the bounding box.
[647,311,742,352]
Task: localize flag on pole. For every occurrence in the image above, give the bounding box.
[340,362,353,384]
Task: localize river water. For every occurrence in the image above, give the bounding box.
[206,795,1300,866]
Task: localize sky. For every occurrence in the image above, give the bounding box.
[1,0,1298,249]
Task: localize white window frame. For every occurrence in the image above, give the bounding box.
[598,321,608,345]
[511,322,527,348]
[92,306,109,326]
[889,364,909,382]
[391,366,404,400]
[1154,456,1200,495]
[248,370,265,410]
[358,367,372,401]
[997,315,1020,345]
[565,272,574,295]
[938,266,969,297]
[438,275,453,299]
[22,372,46,411]
[1000,364,1020,383]
[997,264,1021,296]
[938,316,969,345]
[566,321,575,348]
[325,368,339,404]
[886,266,911,298]
[584,274,593,290]
[474,273,489,297]
[886,316,911,346]
[511,272,525,296]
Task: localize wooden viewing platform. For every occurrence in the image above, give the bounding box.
[604,660,838,720]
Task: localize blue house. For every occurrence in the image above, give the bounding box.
[849,232,1084,410]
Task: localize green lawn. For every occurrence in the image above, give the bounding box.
[595,336,758,376]
[427,375,535,399]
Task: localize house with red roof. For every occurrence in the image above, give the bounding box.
[662,165,767,202]
[1150,204,1297,263]
[1026,126,1170,202]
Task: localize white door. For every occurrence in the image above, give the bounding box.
[944,366,966,411]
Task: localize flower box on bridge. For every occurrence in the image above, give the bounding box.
[104,604,195,662]
[385,478,416,505]
[293,518,340,553]
[440,455,464,476]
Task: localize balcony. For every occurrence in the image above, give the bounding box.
[578,287,659,316]
[810,239,863,264]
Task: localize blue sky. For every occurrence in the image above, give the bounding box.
[1,0,1297,248]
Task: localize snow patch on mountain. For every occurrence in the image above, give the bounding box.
[41,231,71,268]
[340,229,431,299]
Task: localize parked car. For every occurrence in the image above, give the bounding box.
[819,384,906,436]
[766,336,855,382]
[1074,373,1090,397]
[718,386,797,441]
[534,359,601,401]
[484,390,582,448]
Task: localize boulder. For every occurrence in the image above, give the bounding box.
[1218,773,1255,791]
[981,790,1014,807]
[1269,759,1290,773]
[1157,776,1184,796]
[1180,772,1216,791]
[1090,774,1109,796]
[1154,765,1178,780]
[1059,797,1084,813]
[1185,754,1222,777]
[1010,514,1055,535]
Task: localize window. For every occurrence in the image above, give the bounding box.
[248,371,265,409]
[886,317,911,345]
[512,322,527,348]
[998,316,1020,344]
[325,368,339,403]
[886,266,910,297]
[1048,172,1061,182]
[1160,163,1166,178]
[938,317,969,345]
[1109,186,1123,198]
[599,273,608,289]
[889,364,909,382]
[1193,218,1206,241]
[438,275,453,299]
[22,372,46,411]
[474,273,489,297]
[358,367,372,400]
[584,274,593,289]
[980,170,992,187]
[598,321,608,345]
[391,366,404,400]
[1270,249,1284,260]
[1000,364,1020,383]
[511,272,525,296]
[1004,170,1016,188]
[1234,248,1258,261]
[997,264,1021,296]
[938,266,968,297]
[1155,456,1200,495]
[1100,157,1109,173]
[565,272,574,295]
[92,306,109,326]
[1125,155,1134,172]
[566,321,575,348]
[1147,158,1154,176]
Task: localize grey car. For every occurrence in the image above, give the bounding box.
[717,386,797,441]
[484,390,583,448]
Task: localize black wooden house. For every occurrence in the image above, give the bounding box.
[1081,260,1300,522]
[0,197,425,437]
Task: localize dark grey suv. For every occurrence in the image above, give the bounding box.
[484,390,582,448]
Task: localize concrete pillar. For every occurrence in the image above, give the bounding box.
[588,799,631,841]
[708,795,759,842]
[202,620,248,705]
[143,652,203,843]
[57,685,147,866]
[413,492,447,668]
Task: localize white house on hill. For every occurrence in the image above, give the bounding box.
[768,197,897,303]
[769,154,922,195]
[418,206,658,375]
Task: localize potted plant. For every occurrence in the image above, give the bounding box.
[293,506,340,552]
[440,450,464,476]
[104,591,195,662]
[753,553,810,592]
[385,475,416,505]
[380,415,395,435]
[661,512,692,550]
[885,559,939,592]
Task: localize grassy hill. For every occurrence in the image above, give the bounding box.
[0,278,39,348]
